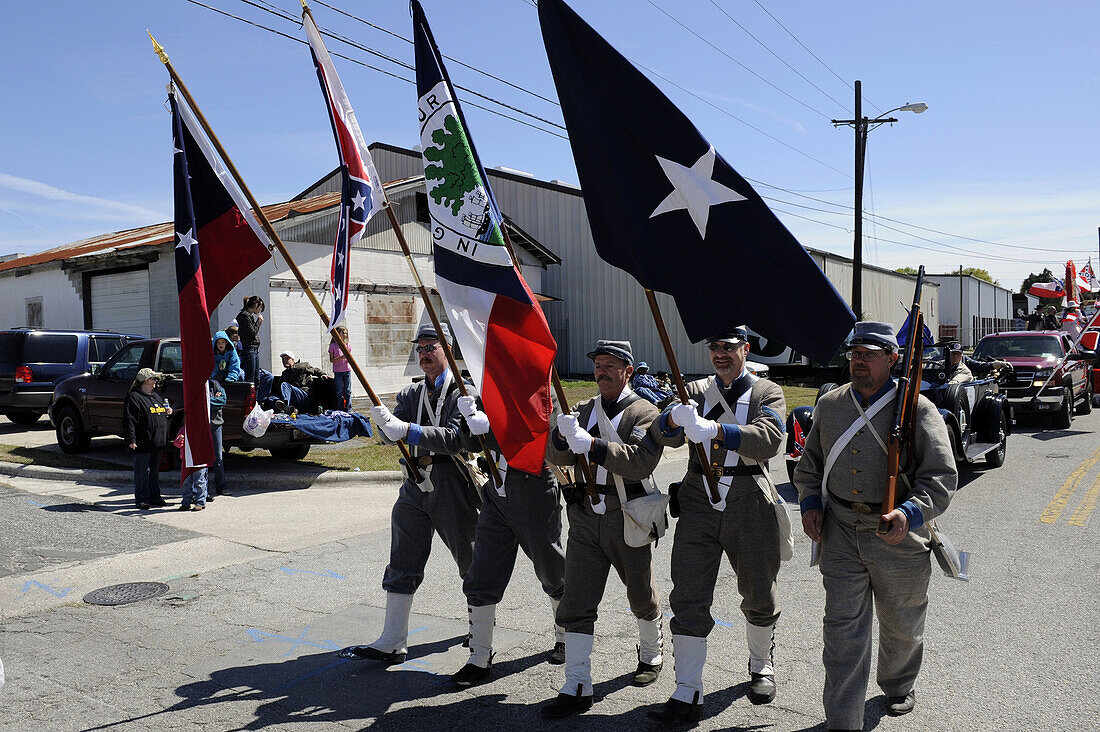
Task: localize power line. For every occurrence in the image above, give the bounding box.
[179,0,570,140]
[705,0,851,115]
[645,0,833,120]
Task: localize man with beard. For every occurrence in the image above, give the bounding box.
[793,322,956,730]
[647,327,788,723]
[338,323,479,664]
[540,340,666,719]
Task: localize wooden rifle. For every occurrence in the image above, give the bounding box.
[881,266,925,534]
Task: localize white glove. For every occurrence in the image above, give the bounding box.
[556,413,581,438]
[682,414,720,444]
[670,401,699,430]
[457,395,479,418]
[371,404,410,442]
[566,426,594,455]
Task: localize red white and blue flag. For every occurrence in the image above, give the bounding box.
[171,92,272,480]
[303,10,385,330]
[1078,260,1096,293]
[1028,277,1065,299]
[412,1,557,475]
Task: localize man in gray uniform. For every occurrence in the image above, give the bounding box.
[945,341,972,384]
[793,322,957,731]
[448,395,567,686]
[540,340,665,719]
[338,323,479,664]
[647,327,787,723]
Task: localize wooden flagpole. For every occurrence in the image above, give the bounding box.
[150,33,424,482]
[643,288,722,504]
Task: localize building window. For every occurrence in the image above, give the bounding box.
[26,296,43,328]
[415,191,430,223]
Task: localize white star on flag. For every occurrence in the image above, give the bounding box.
[351,191,367,211]
[176,228,197,255]
[649,146,745,238]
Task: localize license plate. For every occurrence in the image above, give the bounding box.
[293,429,303,439]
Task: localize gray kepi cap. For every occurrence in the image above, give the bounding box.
[845,321,899,352]
[586,339,633,366]
[412,321,452,344]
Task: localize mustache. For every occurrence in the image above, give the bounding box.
[596,374,611,382]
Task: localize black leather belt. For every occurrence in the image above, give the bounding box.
[414,455,455,468]
[829,493,883,515]
[688,463,764,477]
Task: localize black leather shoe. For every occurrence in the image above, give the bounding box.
[337,645,407,665]
[451,661,492,687]
[541,686,593,719]
[150,499,168,507]
[647,694,702,723]
[633,660,663,687]
[886,690,915,716]
[749,672,776,704]
[548,641,566,665]
[137,503,151,510]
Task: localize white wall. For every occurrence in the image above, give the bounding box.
[0,268,83,329]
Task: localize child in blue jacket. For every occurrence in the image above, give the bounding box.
[211,330,244,382]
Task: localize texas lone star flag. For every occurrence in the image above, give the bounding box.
[539,0,855,364]
[303,8,385,330]
[412,0,556,475]
[171,92,271,478]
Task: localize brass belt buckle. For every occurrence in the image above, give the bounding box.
[417,456,432,468]
[853,502,873,515]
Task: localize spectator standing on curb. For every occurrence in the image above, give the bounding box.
[236,296,265,383]
[123,368,172,510]
[329,325,352,411]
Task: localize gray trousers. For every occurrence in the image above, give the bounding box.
[462,470,566,606]
[381,467,480,595]
[669,479,781,637]
[555,491,661,635]
[820,500,932,730]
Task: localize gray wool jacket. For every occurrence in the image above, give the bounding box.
[793,382,957,529]
[547,389,663,485]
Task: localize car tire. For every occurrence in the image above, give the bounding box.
[270,444,310,460]
[1076,383,1093,415]
[816,382,840,405]
[6,409,44,426]
[55,405,90,453]
[1053,386,1074,429]
[985,414,1008,468]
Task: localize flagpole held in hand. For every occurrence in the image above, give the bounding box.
[643,289,722,504]
[149,33,424,483]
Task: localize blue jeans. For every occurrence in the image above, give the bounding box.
[334,371,351,411]
[254,368,274,403]
[280,382,310,411]
[242,348,260,384]
[133,449,163,505]
[181,468,209,507]
[211,424,226,493]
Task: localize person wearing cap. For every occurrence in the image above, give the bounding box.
[793,321,957,730]
[273,351,325,413]
[540,339,666,719]
[646,327,787,723]
[123,368,173,510]
[339,322,479,665]
[446,387,567,687]
[945,342,972,384]
[630,360,674,406]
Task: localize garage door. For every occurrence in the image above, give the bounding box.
[90,268,150,336]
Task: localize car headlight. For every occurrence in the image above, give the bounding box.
[1035,368,1054,377]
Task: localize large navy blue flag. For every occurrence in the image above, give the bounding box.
[538,0,855,364]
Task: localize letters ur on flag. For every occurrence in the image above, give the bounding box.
[303,10,385,330]
[412,0,556,475]
[538,0,854,365]
[171,93,272,478]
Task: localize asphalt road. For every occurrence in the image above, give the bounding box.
[0,409,1098,731]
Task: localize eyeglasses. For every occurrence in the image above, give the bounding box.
[415,344,439,354]
[845,349,887,362]
[708,342,743,352]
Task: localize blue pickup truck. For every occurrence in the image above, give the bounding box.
[0,328,142,425]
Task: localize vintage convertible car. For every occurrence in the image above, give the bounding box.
[784,346,1012,483]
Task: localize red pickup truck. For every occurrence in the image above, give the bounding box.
[972,330,1095,427]
[49,338,315,459]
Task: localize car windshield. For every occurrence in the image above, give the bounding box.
[974,335,1062,359]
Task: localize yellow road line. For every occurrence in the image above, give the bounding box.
[1068,471,1100,527]
[1040,443,1100,524]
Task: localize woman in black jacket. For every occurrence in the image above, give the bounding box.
[123,368,172,510]
[236,295,265,383]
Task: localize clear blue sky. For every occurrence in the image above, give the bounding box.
[2,0,1098,289]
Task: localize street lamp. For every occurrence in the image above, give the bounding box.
[832,81,927,319]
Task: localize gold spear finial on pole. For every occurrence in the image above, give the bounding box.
[148,31,168,65]
[299,0,308,9]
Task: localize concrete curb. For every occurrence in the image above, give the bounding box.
[0,460,401,489]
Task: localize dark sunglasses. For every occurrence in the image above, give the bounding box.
[708,342,743,352]
[415,344,439,354]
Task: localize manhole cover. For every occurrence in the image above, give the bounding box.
[83,582,169,606]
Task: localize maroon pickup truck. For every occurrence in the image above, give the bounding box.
[48,338,314,459]
[973,330,1095,427]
